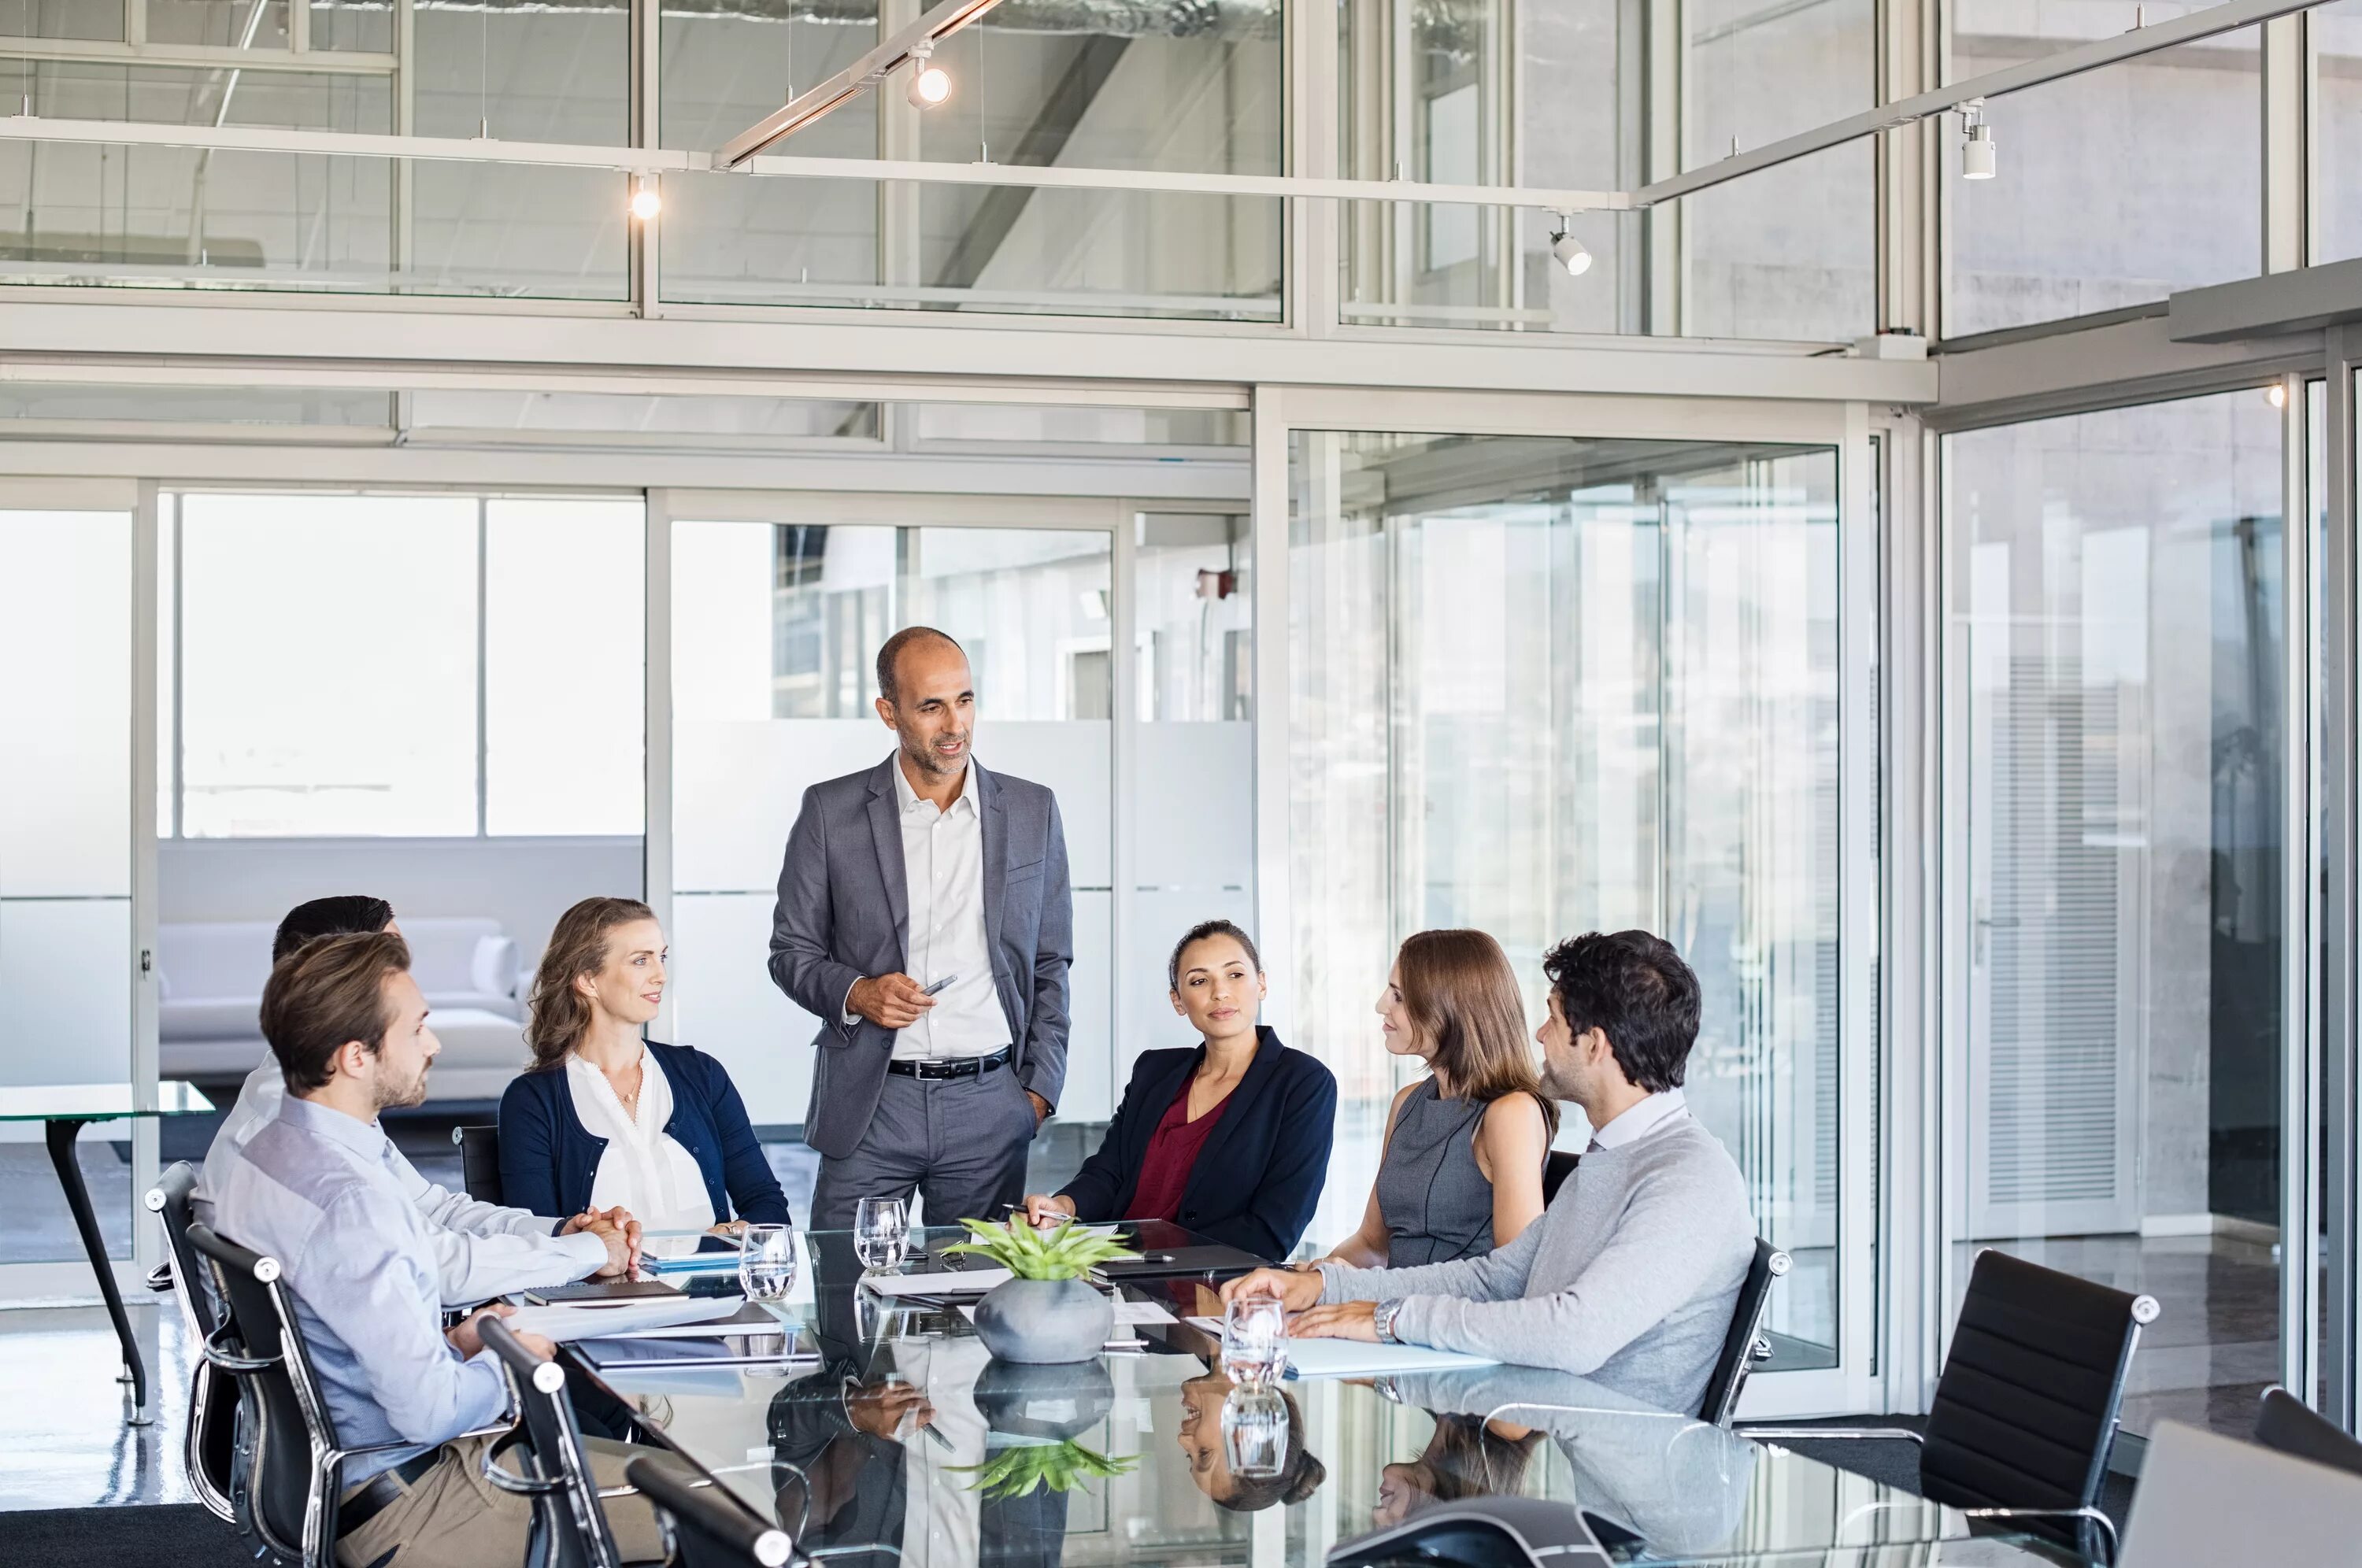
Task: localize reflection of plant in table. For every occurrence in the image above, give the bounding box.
[952,1440,1141,1499]
[940,1217,1138,1281]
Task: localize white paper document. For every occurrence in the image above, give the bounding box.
[502,1297,746,1344]
[858,1267,1013,1296]
[1181,1317,1499,1380]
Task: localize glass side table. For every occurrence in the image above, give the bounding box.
[1,1082,215,1426]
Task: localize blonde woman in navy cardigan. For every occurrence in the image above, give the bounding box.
[500,897,790,1234]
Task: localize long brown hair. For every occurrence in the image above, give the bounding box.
[525,897,656,1071]
[1396,929,1560,1140]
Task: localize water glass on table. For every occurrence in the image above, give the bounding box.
[854,1196,911,1273]
[739,1223,798,1301]
[1221,1292,1289,1385]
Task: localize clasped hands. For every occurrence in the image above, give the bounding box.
[561,1204,645,1276]
[1218,1266,1383,1342]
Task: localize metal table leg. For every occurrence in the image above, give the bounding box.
[44,1116,150,1426]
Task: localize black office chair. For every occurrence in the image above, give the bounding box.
[2255,1385,2362,1477]
[627,1453,792,1568]
[455,1125,505,1205]
[1746,1248,2157,1564]
[189,1221,436,1568]
[481,1315,625,1568]
[1694,1238,1790,1426]
[1541,1151,1579,1206]
[146,1163,239,1525]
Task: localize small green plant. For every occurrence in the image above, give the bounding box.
[939,1216,1140,1281]
[952,1440,1140,1499]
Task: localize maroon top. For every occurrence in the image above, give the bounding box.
[1127,1076,1234,1222]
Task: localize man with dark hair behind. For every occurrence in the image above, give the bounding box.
[1223,930,1755,1418]
[197,895,635,1301]
[209,933,667,1566]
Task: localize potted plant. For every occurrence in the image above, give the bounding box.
[941,1216,1138,1364]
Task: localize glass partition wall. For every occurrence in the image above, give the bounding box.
[1944,388,2295,1437]
[1282,412,1875,1406]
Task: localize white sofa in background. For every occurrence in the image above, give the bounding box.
[157,916,529,1102]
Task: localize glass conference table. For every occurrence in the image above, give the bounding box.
[564,1226,2086,1568]
[1,1080,213,1426]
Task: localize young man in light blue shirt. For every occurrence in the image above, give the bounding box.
[210,930,666,1566]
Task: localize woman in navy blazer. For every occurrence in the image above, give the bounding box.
[1022,920,1335,1260]
[499,897,790,1232]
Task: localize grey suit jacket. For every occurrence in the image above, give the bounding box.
[768,755,1074,1161]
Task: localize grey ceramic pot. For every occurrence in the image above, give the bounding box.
[970,1277,1113,1365]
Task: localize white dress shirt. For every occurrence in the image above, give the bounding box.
[852,760,1011,1063]
[1585,1086,1693,1152]
[566,1047,720,1233]
[196,1058,606,1304]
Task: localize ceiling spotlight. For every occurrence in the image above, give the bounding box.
[907,44,952,109]
[1960,101,1996,181]
[628,178,661,221]
[2267,383,2288,409]
[1549,216,1593,277]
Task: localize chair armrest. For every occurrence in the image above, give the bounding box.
[484,1446,560,1497]
[1957,1505,2120,1564]
[199,1320,277,1375]
[1741,1423,1927,1445]
[146,1262,176,1292]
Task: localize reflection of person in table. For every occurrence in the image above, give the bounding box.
[1377,1366,1757,1557]
[1371,1409,1544,1528]
[768,1281,1068,1568]
[1175,1369,1327,1513]
[197,894,639,1301]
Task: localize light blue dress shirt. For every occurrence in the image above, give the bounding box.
[209,1096,512,1484]
[195,1060,607,1304]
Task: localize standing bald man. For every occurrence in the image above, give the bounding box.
[769,627,1074,1230]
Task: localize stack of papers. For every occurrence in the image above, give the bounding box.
[860,1267,1014,1296]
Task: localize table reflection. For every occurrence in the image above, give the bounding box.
[571,1233,2079,1568]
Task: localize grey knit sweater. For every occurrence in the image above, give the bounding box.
[1318,1117,1754,1416]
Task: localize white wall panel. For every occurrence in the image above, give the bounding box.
[0,899,131,1086]
[0,511,132,898]
[669,889,815,1128]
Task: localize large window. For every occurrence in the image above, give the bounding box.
[1337,0,1874,340]
[166,492,646,838]
[1947,388,2290,1435]
[1946,6,2262,338]
[1290,429,1846,1364]
[2319,1,2362,264]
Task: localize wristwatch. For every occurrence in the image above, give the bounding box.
[1372,1298,1405,1344]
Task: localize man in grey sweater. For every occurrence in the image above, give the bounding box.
[1223,930,1754,1418]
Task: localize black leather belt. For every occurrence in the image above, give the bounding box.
[337,1448,443,1538]
[886,1048,1011,1081]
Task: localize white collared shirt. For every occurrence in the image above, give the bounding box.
[884,759,1009,1061]
[565,1047,718,1233]
[1585,1086,1693,1152]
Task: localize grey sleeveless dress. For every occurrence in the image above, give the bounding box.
[1374,1078,1498,1266]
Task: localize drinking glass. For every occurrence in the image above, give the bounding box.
[853,1196,911,1273]
[1220,1382,1290,1480]
[1220,1292,1289,1385]
[739,1223,798,1301]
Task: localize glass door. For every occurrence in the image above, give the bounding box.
[1946,388,2294,1437]
[1266,391,1879,1412]
[657,493,1121,1217]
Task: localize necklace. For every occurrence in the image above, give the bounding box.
[603,1054,645,1119]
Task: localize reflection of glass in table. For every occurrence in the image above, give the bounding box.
[567,1227,2089,1567]
[0,1082,214,1426]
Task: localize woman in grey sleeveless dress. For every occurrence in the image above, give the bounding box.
[1322,930,1557,1267]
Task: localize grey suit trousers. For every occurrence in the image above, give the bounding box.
[807,1061,1039,1230]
